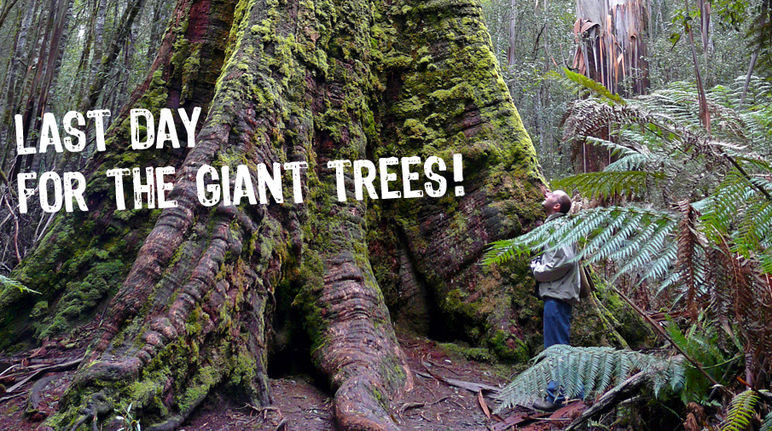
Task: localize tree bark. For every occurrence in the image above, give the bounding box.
[0,0,545,430]
[79,0,145,112]
[571,0,651,174]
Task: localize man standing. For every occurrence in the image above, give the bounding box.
[530,190,581,411]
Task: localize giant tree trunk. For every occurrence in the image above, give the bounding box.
[0,0,544,430]
[571,0,649,174]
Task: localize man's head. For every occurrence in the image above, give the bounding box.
[542,190,571,216]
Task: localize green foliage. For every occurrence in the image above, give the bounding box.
[720,390,759,431]
[761,410,772,431]
[553,68,626,105]
[115,402,142,431]
[494,345,684,413]
[486,73,772,391]
[483,205,679,285]
[552,171,663,201]
[0,274,40,295]
[665,319,742,404]
[487,74,772,283]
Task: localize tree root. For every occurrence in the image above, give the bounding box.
[335,375,400,431]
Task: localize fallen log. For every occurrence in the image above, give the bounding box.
[565,371,649,430]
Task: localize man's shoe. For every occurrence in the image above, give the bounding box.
[532,399,559,412]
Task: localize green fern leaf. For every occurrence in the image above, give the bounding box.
[494,346,683,413]
[720,390,759,431]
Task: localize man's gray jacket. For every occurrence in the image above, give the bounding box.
[530,212,581,305]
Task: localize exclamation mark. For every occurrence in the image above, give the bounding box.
[453,153,464,196]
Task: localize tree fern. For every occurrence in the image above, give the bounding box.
[494,345,684,413]
[488,71,772,391]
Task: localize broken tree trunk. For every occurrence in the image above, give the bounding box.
[0,0,545,430]
[570,0,650,174]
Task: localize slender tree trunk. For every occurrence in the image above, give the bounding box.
[0,0,19,29]
[507,0,517,65]
[79,0,145,111]
[1,1,545,430]
[0,0,34,169]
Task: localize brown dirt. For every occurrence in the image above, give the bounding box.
[0,332,582,430]
[181,333,511,431]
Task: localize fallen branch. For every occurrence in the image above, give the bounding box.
[400,396,449,414]
[0,364,18,378]
[4,357,82,395]
[565,371,648,430]
[491,411,549,431]
[478,390,491,419]
[417,364,500,394]
[0,392,26,403]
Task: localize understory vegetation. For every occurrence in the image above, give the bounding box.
[485,59,772,431]
[479,1,772,428]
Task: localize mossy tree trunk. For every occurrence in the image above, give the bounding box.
[0,0,545,430]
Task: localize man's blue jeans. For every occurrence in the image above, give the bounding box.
[544,297,571,348]
[544,297,572,404]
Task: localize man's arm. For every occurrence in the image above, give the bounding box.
[531,246,575,282]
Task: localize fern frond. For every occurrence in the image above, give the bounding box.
[494,346,684,413]
[615,219,676,276]
[552,171,662,200]
[481,238,530,267]
[557,68,625,105]
[483,206,679,287]
[761,410,772,431]
[720,390,759,431]
[640,242,678,282]
[0,275,40,295]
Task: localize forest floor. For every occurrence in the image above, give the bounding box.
[0,331,587,431]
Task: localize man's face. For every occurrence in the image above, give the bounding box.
[542,191,559,215]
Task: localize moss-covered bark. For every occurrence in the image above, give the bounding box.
[0,0,233,348]
[368,0,545,361]
[0,0,545,430]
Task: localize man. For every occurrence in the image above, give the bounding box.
[529,190,581,411]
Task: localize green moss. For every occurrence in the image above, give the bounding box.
[30,301,48,319]
[487,329,530,363]
[439,341,494,363]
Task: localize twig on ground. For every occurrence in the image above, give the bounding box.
[400,396,449,414]
[4,357,82,394]
[245,403,283,422]
[0,364,18,378]
[274,417,288,431]
[0,392,26,403]
[418,363,500,395]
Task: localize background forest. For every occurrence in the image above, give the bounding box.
[0,0,770,430]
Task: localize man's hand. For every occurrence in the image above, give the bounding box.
[530,255,542,271]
